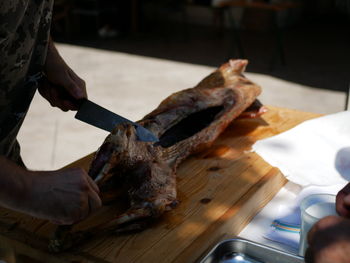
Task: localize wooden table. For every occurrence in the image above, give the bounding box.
[0,106,320,263]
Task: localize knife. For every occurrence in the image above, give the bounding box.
[75,99,159,143]
[39,76,158,142]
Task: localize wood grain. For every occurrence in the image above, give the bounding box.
[0,106,320,263]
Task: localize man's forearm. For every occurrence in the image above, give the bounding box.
[46,36,69,71]
[0,156,30,211]
[46,37,62,65]
[41,35,87,111]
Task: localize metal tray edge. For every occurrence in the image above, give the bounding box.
[198,237,304,263]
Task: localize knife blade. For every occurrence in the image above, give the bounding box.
[75,100,159,143]
[38,75,158,142]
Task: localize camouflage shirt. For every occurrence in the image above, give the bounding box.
[0,0,53,163]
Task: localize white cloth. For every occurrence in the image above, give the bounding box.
[252,111,350,249]
[253,111,350,187]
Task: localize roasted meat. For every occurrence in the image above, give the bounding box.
[89,59,262,227]
[49,59,264,252]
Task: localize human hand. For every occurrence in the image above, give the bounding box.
[39,38,87,111]
[24,168,101,225]
[336,183,350,218]
[305,215,350,263]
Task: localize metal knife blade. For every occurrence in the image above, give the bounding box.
[75,100,159,142]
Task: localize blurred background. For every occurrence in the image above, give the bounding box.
[18,0,350,170]
[51,0,349,91]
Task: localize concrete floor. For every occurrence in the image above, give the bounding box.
[17,18,349,171]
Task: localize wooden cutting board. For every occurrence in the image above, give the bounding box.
[0,106,320,263]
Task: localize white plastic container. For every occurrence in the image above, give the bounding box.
[298,194,337,256]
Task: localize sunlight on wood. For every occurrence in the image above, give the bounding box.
[177,222,205,239]
[203,202,231,220]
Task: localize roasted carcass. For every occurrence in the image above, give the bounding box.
[49,59,265,251]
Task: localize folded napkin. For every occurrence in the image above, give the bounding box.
[252,111,350,249]
[253,111,350,187]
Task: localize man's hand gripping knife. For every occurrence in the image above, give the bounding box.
[39,37,87,111]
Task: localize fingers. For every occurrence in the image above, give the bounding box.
[82,173,102,217]
[305,216,350,263]
[336,191,350,217]
[40,67,87,111]
[66,69,87,100]
[85,174,100,194]
[87,188,102,214]
[336,183,350,218]
[27,168,102,225]
[49,88,75,112]
[73,170,101,222]
[307,216,342,246]
[39,81,77,111]
[38,79,55,106]
[75,192,101,223]
[57,168,102,224]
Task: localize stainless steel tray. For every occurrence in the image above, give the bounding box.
[199,238,304,263]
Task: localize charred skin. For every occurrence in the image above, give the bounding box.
[49,59,264,252]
